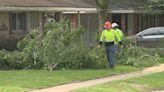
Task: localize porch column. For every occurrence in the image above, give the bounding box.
[133,14,138,34]
[159,14,164,26]
[77,11,80,27]
[26,12,31,32]
[59,12,63,21]
[127,14,134,35]
[38,12,43,31]
[71,14,77,29]
[121,14,126,35]
[54,12,63,22]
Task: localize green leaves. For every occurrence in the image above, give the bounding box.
[95,0,109,10]
[16,20,105,70]
[146,0,164,14]
[116,40,160,67]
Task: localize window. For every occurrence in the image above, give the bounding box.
[10,13,26,31]
[158,28,164,35]
[142,28,164,36]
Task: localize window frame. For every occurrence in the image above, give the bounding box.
[9,12,27,34]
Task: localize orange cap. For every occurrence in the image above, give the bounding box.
[104,21,112,29]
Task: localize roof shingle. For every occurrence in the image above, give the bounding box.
[0,0,95,8]
[0,0,149,10]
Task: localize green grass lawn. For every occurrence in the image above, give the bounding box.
[0,65,139,92]
[160,56,164,63]
[73,72,164,92]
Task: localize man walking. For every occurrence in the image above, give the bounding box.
[98,21,120,68]
[112,23,124,46]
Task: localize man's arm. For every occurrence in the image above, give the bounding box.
[98,31,105,46]
[114,30,121,43]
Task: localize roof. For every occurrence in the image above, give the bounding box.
[0,0,96,12]
[110,0,148,10]
[80,0,149,13]
[109,0,149,13]
[0,0,149,12]
[0,0,95,8]
[85,0,148,10]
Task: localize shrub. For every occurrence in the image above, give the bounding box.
[116,45,160,67]
[4,51,25,69]
[16,20,107,70]
[0,50,8,69]
[17,30,43,69]
[2,21,162,70]
[88,47,107,69]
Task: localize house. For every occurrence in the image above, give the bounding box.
[63,0,164,47]
[79,0,164,46]
[0,0,163,50]
[0,0,96,50]
[107,0,164,35]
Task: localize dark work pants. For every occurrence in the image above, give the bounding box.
[105,45,116,67]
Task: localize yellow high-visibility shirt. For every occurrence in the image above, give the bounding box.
[100,29,120,43]
[116,28,124,40]
[112,28,124,45]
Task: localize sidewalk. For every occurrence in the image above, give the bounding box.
[30,64,164,92]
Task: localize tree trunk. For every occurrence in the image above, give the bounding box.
[95,0,109,32]
[98,10,108,32]
[48,62,59,71]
